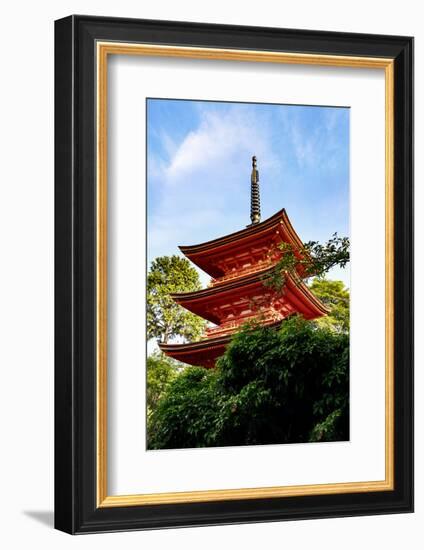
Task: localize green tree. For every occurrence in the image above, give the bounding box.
[147,367,220,449]
[309,278,350,333]
[147,255,206,343]
[146,352,179,417]
[148,317,349,449]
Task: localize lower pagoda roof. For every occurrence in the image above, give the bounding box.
[159,320,283,369]
[159,333,230,369]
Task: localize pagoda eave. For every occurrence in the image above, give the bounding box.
[178,208,305,279]
[171,269,329,325]
[159,336,229,369]
[159,320,284,369]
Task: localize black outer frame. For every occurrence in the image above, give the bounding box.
[54,15,414,534]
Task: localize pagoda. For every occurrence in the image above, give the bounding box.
[159,156,329,368]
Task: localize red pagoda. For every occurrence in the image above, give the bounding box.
[159,156,329,368]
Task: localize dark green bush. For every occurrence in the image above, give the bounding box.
[147,316,349,449]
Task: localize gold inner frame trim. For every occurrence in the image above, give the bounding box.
[96,41,395,508]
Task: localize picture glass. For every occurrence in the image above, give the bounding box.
[145,97,350,451]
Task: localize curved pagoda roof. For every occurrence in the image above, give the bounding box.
[171,268,329,325]
[159,320,283,369]
[179,208,304,279]
[158,332,231,369]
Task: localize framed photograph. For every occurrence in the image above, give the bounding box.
[54,15,413,534]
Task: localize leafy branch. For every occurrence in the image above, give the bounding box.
[263,233,350,293]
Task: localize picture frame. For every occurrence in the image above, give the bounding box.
[54,15,414,534]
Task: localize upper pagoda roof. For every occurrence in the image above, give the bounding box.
[179,208,304,278]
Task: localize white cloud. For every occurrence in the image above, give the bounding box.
[148,105,279,271]
[163,106,276,184]
[277,107,348,171]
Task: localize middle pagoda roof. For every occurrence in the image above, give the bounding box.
[170,268,329,326]
[179,208,303,280]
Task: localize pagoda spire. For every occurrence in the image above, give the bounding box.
[250,155,261,225]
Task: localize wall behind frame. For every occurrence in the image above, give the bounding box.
[0,0,419,548]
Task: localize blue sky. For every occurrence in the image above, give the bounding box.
[147,98,350,287]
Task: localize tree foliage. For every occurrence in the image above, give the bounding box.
[146,352,179,417]
[263,233,350,293]
[147,367,220,449]
[147,316,349,449]
[309,278,350,333]
[147,255,206,343]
